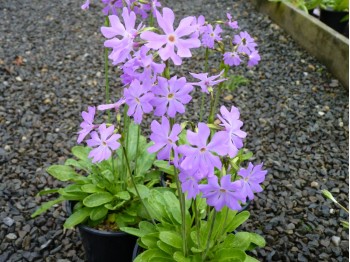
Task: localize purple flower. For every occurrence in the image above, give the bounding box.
[124,46,165,87]
[97,98,126,112]
[179,168,202,199]
[191,15,206,38]
[202,24,222,49]
[217,105,246,158]
[81,0,90,10]
[101,8,142,65]
[226,13,239,29]
[233,31,257,55]
[86,124,121,163]
[238,163,267,200]
[140,8,201,65]
[223,51,241,66]
[199,175,245,211]
[77,106,96,144]
[142,0,161,17]
[101,0,123,15]
[148,116,182,160]
[247,50,261,67]
[178,123,228,175]
[151,76,193,118]
[190,70,226,94]
[124,80,154,124]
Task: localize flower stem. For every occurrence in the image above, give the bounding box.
[173,164,188,256]
[134,124,140,176]
[121,144,156,226]
[104,17,111,123]
[194,198,201,249]
[202,210,217,261]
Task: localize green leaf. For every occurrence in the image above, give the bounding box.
[64,207,91,229]
[163,191,182,225]
[83,192,114,207]
[159,231,182,249]
[58,189,88,201]
[31,197,64,218]
[115,191,131,200]
[231,232,252,250]
[141,233,160,249]
[72,146,91,160]
[126,121,140,160]
[249,232,265,247]
[104,200,127,210]
[173,251,191,262]
[36,188,59,196]
[90,205,108,221]
[215,248,246,261]
[81,184,104,193]
[153,160,175,175]
[225,211,250,233]
[139,221,157,235]
[136,142,156,176]
[128,184,150,199]
[157,240,175,255]
[46,165,79,181]
[121,227,146,238]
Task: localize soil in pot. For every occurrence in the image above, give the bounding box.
[320,8,349,36]
[66,201,137,262]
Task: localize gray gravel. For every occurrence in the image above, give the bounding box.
[0,0,348,261]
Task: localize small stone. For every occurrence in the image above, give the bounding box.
[331,236,340,246]
[6,233,17,240]
[4,145,11,151]
[15,76,23,82]
[286,229,293,235]
[3,217,14,227]
[318,111,325,116]
[22,136,27,141]
[329,79,339,87]
[286,223,295,230]
[224,95,233,101]
[291,247,298,252]
[310,181,319,188]
[43,98,52,104]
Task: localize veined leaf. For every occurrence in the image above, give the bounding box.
[31,197,64,218]
[90,205,108,221]
[83,192,114,207]
[64,207,91,229]
[153,160,175,175]
[46,165,79,181]
[159,231,182,249]
[72,146,91,161]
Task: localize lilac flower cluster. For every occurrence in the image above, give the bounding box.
[148,105,267,211]
[76,3,266,210]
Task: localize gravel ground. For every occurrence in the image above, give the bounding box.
[0,0,348,261]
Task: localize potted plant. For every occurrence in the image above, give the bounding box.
[32,0,267,261]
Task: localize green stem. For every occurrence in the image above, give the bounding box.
[202,210,217,261]
[104,17,111,123]
[121,145,156,226]
[194,198,201,249]
[173,165,188,256]
[163,60,170,79]
[134,124,140,176]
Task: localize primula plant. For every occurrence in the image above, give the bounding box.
[33,0,267,260]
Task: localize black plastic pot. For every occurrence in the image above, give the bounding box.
[320,8,348,36]
[66,201,137,262]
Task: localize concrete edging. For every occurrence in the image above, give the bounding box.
[252,0,349,88]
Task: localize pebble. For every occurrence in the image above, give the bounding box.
[310,181,319,188]
[331,236,341,246]
[6,233,17,240]
[3,217,15,227]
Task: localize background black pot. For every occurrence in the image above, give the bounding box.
[66,201,137,262]
[320,8,349,36]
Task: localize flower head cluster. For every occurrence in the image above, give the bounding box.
[224,31,260,67]
[141,8,201,65]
